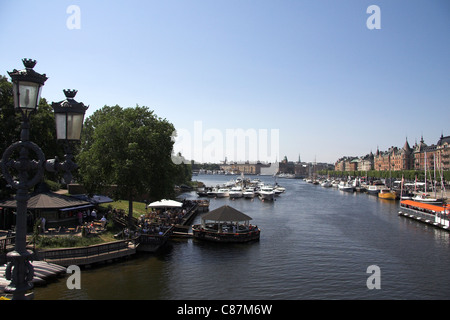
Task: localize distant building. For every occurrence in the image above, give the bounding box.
[374,139,413,171]
[413,134,450,171]
[334,156,358,172]
[336,134,450,173]
[220,161,271,175]
[358,152,374,171]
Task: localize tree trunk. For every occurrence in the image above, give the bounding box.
[128,194,134,229]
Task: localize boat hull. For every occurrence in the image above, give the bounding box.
[229,192,243,198]
[378,191,397,200]
[338,186,354,192]
[215,190,230,197]
[412,195,443,204]
[192,228,260,243]
[258,192,274,201]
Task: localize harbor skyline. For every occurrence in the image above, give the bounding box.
[1,0,449,163]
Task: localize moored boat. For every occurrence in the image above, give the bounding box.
[243,188,255,199]
[192,205,260,243]
[321,180,332,188]
[399,200,450,229]
[258,186,275,201]
[412,193,443,204]
[229,186,243,198]
[378,188,397,200]
[207,188,218,197]
[338,184,354,192]
[367,185,380,195]
[215,188,230,198]
[196,187,209,197]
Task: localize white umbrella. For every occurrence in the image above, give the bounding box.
[148,199,183,208]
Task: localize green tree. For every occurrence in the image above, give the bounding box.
[77,105,181,226]
[0,76,63,195]
[0,75,21,152]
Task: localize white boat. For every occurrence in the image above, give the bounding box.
[273,188,283,196]
[243,188,255,199]
[338,184,354,192]
[229,186,243,198]
[331,180,340,188]
[321,180,332,188]
[412,193,442,204]
[367,185,380,195]
[207,188,218,197]
[215,188,230,198]
[258,186,275,201]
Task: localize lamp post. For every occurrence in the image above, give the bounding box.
[46,89,89,184]
[1,59,86,299]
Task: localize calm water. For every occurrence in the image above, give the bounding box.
[34,175,450,300]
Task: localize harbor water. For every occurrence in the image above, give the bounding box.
[34,175,450,300]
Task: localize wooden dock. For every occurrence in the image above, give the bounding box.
[170,201,203,239]
[36,239,137,267]
[398,210,450,231]
[398,201,450,232]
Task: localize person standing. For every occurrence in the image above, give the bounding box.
[91,209,97,221]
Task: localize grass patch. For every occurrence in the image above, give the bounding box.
[33,230,120,249]
[100,200,148,219]
[35,235,103,248]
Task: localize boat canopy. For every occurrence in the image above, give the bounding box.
[400,200,446,213]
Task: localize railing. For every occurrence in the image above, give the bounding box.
[138,225,174,244]
[0,236,15,253]
[37,239,136,261]
[112,215,139,228]
[400,205,436,222]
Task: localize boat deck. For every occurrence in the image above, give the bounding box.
[398,200,450,231]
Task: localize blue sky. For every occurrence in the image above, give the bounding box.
[1,0,449,164]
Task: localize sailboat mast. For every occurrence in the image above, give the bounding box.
[424,151,427,193]
[434,153,437,198]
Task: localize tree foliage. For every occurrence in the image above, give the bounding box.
[77,105,186,223]
[0,76,63,197]
[0,76,61,157]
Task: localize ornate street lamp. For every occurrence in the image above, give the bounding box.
[9,59,48,115]
[1,59,86,299]
[53,89,88,141]
[1,59,48,300]
[46,89,88,184]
